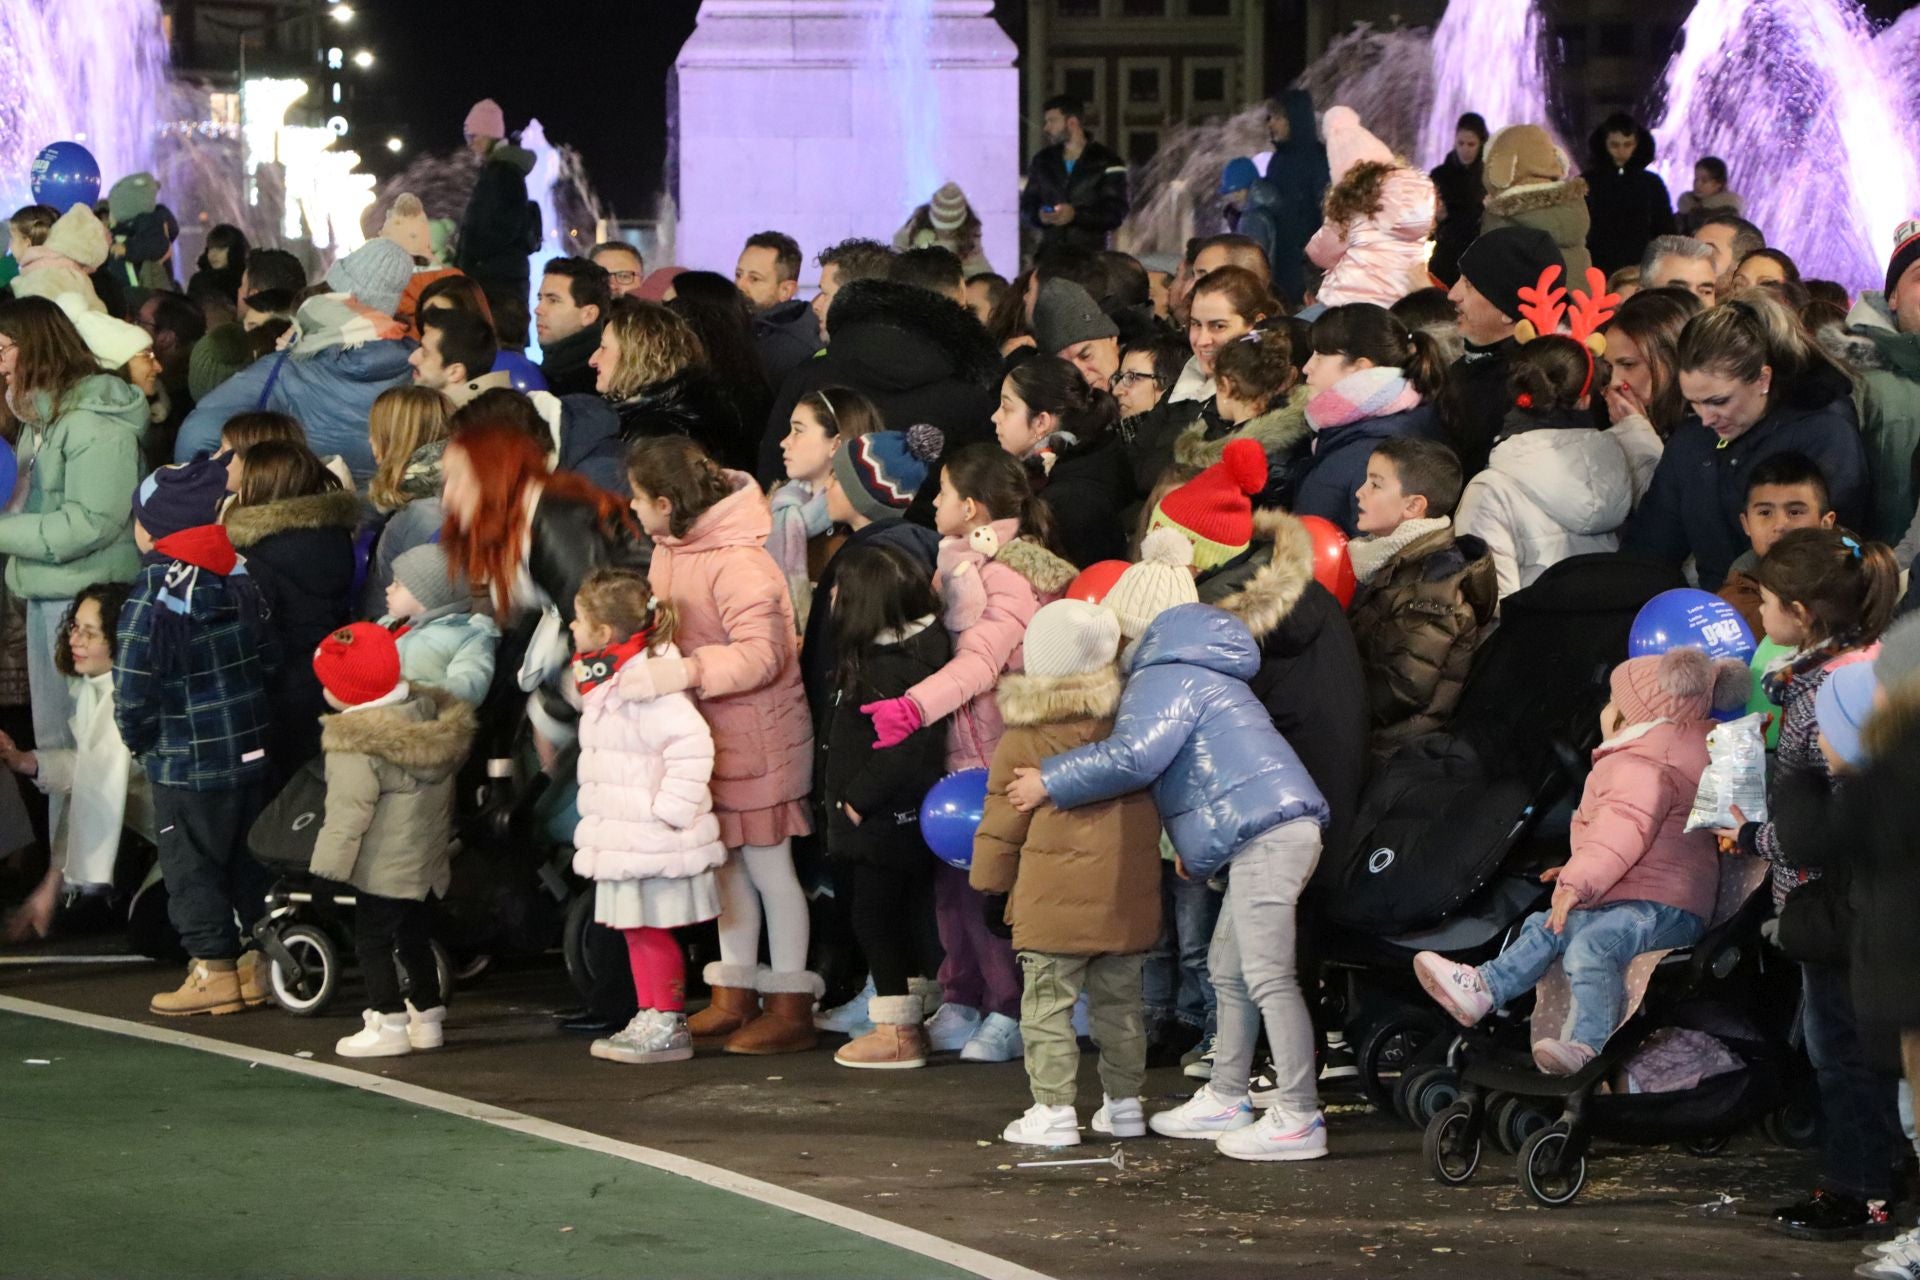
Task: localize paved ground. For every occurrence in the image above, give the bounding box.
[0,948,1866,1280]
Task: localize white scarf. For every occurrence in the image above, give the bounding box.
[1347,517,1452,585]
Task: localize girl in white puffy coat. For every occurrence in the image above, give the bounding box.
[568,568,728,1066]
[1454,335,1633,600]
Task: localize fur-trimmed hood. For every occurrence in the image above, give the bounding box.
[823,278,1003,390]
[1827,294,1920,380]
[1484,177,1590,220]
[1172,387,1310,473]
[224,487,363,548]
[994,665,1122,727]
[319,685,476,780]
[996,536,1078,597]
[1211,510,1314,643]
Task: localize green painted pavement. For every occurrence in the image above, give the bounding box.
[0,1011,978,1279]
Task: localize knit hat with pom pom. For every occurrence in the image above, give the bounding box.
[1610,646,1751,725]
[831,424,945,525]
[1148,437,1266,571]
[1023,598,1124,679]
[1106,527,1202,640]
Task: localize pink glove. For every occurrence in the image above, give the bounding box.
[617,656,696,702]
[861,696,923,749]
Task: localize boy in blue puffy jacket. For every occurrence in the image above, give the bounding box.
[1008,579,1332,1162]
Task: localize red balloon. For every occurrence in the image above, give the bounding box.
[1065,559,1130,604]
[1298,515,1357,608]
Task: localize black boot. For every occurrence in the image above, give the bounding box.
[1771,1189,1892,1241]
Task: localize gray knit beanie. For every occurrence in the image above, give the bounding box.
[1032,278,1118,355]
[392,543,472,616]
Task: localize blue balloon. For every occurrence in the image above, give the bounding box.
[920,768,989,869]
[493,350,547,394]
[0,439,14,507]
[1628,588,1756,663]
[29,141,101,213]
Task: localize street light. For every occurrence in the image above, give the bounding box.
[352,49,375,68]
[385,136,404,154]
[331,4,355,22]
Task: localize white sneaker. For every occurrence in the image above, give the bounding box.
[959,1012,1023,1063]
[591,1010,694,1064]
[1866,1228,1920,1260]
[1859,1233,1920,1279]
[1003,1102,1081,1147]
[1149,1084,1256,1139]
[336,1009,412,1058]
[1182,1035,1216,1080]
[405,1001,445,1050]
[1215,1108,1329,1162]
[815,977,876,1034]
[1091,1094,1146,1138]
[1415,951,1495,1027]
[925,1002,982,1053]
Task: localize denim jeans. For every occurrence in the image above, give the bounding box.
[1141,859,1221,1035]
[1208,818,1322,1117]
[1478,900,1703,1051]
[1801,960,1903,1200]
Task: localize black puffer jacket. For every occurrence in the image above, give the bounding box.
[759,279,1002,497]
[1199,511,1369,856]
[612,369,749,467]
[224,488,363,777]
[1428,151,1486,285]
[1448,337,1522,478]
[1583,117,1675,278]
[801,518,942,717]
[818,620,953,866]
[457,142,540,305]
[1031,432,1131,568]
[753,299,823,396]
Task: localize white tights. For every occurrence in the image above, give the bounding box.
[715,840,810,975]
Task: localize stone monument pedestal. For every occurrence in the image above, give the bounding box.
[674,0,1019,281]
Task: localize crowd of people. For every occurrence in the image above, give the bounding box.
[7,86,1920,1266]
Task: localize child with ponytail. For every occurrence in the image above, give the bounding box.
[1304,107,1439,311]
[1716,527,1902,1239]
[1453,334,1634,598]
[569,569,726,1067]
[862,443,1077,1063]
[1196,326,1310,510]
[993,354,1130,568]
[769,386,883,632]
[624,437,818,1056]
[1295,303,1451,537]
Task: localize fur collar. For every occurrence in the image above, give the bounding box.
[1484,177,1589,218]
[1214,510,1314,641]
[995,665,1122,726]
[319,685,476,776]
[995,536,1078,596]
[224,487,363,548]
[1171,388,1310,472]
[822,279,1003,387]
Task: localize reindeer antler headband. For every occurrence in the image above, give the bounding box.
[1513,265,1622,403]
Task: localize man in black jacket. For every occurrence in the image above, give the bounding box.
[456,99,541,317]
[1583,113,1675,279]
[534,257,609,398]
[738,230,823,393]
[1020,95,1130,256]
[1445,226,1565,477]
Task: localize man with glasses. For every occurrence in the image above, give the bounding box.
[590,242,645,300]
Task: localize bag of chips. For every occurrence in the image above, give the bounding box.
[1686,712,1769,833]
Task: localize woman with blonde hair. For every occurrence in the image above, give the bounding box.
[362,385,455,610]
[590,301,743,466]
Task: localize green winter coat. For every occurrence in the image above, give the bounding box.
[0,375,148,600]
[1830,295,1920,544]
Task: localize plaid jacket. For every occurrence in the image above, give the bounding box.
[114,556,279,792]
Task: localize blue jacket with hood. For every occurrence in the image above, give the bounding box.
[1040,603,1328,879]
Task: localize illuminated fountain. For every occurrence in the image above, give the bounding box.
[673,0,1019,279]
[1419,0,1555,169]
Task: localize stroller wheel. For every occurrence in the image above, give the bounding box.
[1398,1065,1461,1130]
[1494,1095,1554,1155]
[450,952,493,984]
[399,940,456,1008]
[1517,1124,1588,1207]
[268,924,339,1016]
[1761,1099,1819,1149]
[1424,1103,1482,1186]
[1682,1133,1733,1157]
[1355,1010,1447,1114]
[561,891,598,998]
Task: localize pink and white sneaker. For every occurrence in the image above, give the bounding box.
[1532,1038,1598,1075]
[1215,1108,1329,1162]
[1414,952,1495,1027]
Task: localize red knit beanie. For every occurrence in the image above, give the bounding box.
[312,623,403,708]
[1148,438,1266,570]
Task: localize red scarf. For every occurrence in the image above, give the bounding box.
[571,628,655,696]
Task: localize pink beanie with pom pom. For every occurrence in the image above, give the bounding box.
[1322,105,1395,183]
[464,99,506,141]
[1610,647,1750,725]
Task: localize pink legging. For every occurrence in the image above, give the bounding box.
[623,926,686,1012]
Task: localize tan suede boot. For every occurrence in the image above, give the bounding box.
[237,949,270,1008]
[725,971,824,1055]
[687,963,761,1042]
[835,995,927,1069]
[151,959,245,1017]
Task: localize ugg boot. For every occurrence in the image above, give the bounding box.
[236,949,270,1008]
[724,971,824,1055]
[150,958,245,1017]
[687,963,761,1042]
[908,975,943,1021]
[835,995,928,1069]
[336,1009,412,1058]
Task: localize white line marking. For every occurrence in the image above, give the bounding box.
[0,954,151,965]
[0,995,1053,1280]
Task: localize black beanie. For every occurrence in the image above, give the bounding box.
[1887,219,1920,303]
[1458,226,1566,322]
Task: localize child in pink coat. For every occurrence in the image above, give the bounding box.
[624,438,817,1056]
[1414,646,1748,1074]
[1305,106,1438,309]
[570,569,727,1066]
[862,444,1077,1063]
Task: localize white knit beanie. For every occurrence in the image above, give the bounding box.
[1023,598,1122,679]
[1105,529,1201,640]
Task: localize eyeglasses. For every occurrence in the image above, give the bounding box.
[65,624,106,643]
[1110,370,1163,390]
[606,270,640,285]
